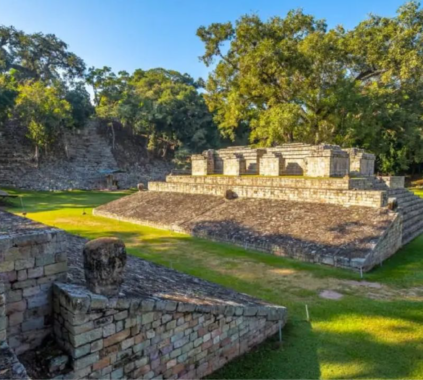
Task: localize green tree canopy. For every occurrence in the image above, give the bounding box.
[15,81,72,160]
[88,67,219,156]
[0,25,86,83]
[197,1,423,173]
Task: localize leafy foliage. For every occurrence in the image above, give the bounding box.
[0,72,18,126]
[88,67,219,156]
[65,83,94,129]
[14,81,72,157]
[0,25,85,83]
[197,1,423,173]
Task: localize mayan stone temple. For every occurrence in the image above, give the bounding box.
[96,143,423,271]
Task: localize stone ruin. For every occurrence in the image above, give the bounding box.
[191,143,375,178]
[95,143,423,272]
[0,211,286,379]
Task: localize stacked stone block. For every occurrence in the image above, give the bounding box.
[0,212,68,354]
[191,150,215,176]
[259,153,284,176]
[214,147,265,174]
[195,143,375,179]
[344,148,375,176]
[305,146,349,177]
[148,181,387,208]
[53,283,286,379]
[223,155,246,176]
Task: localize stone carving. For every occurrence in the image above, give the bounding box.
[83,238,127,296]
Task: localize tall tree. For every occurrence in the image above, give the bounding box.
[197,1,423,173]
[0,25,85,83]
[90,67,219,156]
[14,81,72,162]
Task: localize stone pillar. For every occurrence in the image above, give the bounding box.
[259,153,284,176]
[344,148,375,176]
[223,154,246,176]
[83,238,127,297]
[305,146,349,177]
[191,150,215,176]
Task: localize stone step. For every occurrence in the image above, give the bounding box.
[403,220,423,245]
[398,197,423,210]
[401,204,423,219]
[394,194,417,203]
[403,212,423,229]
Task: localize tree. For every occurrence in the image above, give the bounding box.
[0,72,18,127]
[65,83,94,129]
[130,68,219,155]
[0,25,85,83]
[14,81,72,162]
[197,2,423,173]
[90,67,219,156]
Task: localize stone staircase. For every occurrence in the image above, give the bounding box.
[370,177,423,245]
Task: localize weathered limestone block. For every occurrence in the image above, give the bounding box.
[344,148,375,176]
[83,238,127,297]
[377,176,405,189]
[192,150,215,176]
[259,153,284,176]
[305,145,349,177]
[223,154,246,176]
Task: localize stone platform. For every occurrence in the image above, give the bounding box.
[94,191,401,271]
[149,176,387,208]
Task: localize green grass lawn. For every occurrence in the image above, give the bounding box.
[3,188,423,379]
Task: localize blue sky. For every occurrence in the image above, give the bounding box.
[0,0,408,80]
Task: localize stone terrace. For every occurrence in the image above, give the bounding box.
[94,191,400,271]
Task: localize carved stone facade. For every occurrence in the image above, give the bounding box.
[191,143,375,178]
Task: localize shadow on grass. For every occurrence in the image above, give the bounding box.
[207,296,423,379]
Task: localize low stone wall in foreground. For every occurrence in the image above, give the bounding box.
[0,212,68,355]
[53,283,284,380]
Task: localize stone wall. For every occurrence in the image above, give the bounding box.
[345,148,375,176]
[53,283,285,380]
[362,214,403,271]
[223,155,246,176]
[191,151,214,176]
[259,153,283,176]
[0,211,68,355]
[167,174,369,190]
[196,143,375,178]
[214,148,265,175]
[148,181,387,208]
[94,191,399,272]
[305,148,349,178]
[377,176,405,189]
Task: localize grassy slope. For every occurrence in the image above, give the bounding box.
[3,188,423,379]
